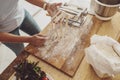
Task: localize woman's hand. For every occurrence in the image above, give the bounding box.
[26,0,62,17]
[29,34,48,47]
[46,3,62,17]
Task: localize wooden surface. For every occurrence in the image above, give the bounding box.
[96,12,120,40]
[39,12,120,80]
[25,12,93,76]
[77,12,120,80]
[1,12,120,80]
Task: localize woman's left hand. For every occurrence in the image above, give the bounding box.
[46,3,62,17]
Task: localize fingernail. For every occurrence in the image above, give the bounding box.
[45,37,49,39]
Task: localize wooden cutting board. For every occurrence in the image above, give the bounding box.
[25,14,93,77]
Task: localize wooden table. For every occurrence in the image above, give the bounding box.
[1,12,120,80]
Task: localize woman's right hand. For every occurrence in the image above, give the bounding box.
[29,34,48,47]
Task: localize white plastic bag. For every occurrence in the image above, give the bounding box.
[85,35,120,78]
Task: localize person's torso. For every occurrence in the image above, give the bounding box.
[0,0,24,32]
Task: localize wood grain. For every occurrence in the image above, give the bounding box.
[25,14,93,77]
[1,12,120,80]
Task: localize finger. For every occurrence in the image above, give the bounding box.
[39,44,44,47]
[48,9,53,17]
[38,35,49,40]
[56,3,62,6]
[38,44,45,47]
[39,36,48,40]
[36,35,49,39]
[33,43,45,47]
[46,13,50,16]
[37,34,47,37]
[34,35,48,41]
[36,40,46,46]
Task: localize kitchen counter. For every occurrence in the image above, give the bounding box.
[1,12,120,80]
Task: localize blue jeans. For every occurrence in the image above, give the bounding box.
[2,10,41,55]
